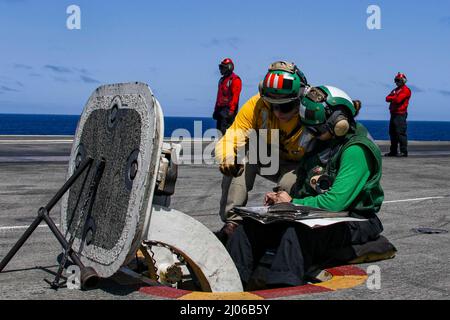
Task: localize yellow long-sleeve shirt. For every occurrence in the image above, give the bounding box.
[215,94,308,164]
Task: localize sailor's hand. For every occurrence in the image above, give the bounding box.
[219,163,244,177]
[264,191,292,205]
[264,192,278,206]
[276,191,293,203]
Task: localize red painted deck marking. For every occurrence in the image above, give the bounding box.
[139,285,191,299]
[328,265,367,276]
[137,265,367,299]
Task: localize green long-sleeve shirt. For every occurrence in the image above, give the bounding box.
[292,145,373,212]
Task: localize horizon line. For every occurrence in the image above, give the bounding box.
[1,112,450,123]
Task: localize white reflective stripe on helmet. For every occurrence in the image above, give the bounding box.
[265,74,274,87]
[273,75,279,88]
[324,86,353,102]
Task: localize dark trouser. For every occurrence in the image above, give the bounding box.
[389,113,408,154]
[216,107,236,135]
[226,215,383,288]
[220,160,299,223]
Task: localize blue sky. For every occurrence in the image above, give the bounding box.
[0,0,449,120]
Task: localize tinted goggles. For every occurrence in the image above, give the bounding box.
[271,100,300,114]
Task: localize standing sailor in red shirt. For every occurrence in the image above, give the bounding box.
[385,73,411,157]
[213,58,242,134]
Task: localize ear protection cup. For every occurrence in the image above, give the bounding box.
[333,118,350,136]
[326,110,350,137]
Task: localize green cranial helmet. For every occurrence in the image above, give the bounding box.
[300,86,357,137]
[259,61,308,104]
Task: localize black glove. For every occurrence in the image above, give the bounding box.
[219,163,244,177]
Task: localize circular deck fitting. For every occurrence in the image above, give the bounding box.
[138,265,368,300]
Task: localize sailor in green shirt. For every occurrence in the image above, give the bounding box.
[292,144,374,211]
[227,86,395,290]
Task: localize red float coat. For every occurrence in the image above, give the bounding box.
[386,85,411,115]
[215,72,242,114]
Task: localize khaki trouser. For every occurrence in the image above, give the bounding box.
[219,160,299,223]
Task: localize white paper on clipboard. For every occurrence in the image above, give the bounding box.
[231,205,367,228]
[296,217,367,229]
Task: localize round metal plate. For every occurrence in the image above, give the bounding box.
[60,82,164,278]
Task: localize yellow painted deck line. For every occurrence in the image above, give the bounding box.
[314,275,367,291]
[179,291,264,300]
[134,265,371,299]
[178,273,367,300]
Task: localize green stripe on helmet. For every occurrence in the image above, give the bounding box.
[300,95,327,125]
[260,69,307,104]
[300,85,356,126]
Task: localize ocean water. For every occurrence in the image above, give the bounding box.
[1,113,450,141]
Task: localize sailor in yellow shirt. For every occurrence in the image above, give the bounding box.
[215,61,315,242]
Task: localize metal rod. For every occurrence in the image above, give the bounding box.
[0,214,44,272]
[45,157,93,212]
[54,159,105,285]
[43,209,99,289]
[0,157,93,273]
[42,211,85,268]
[78,160,105,253]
